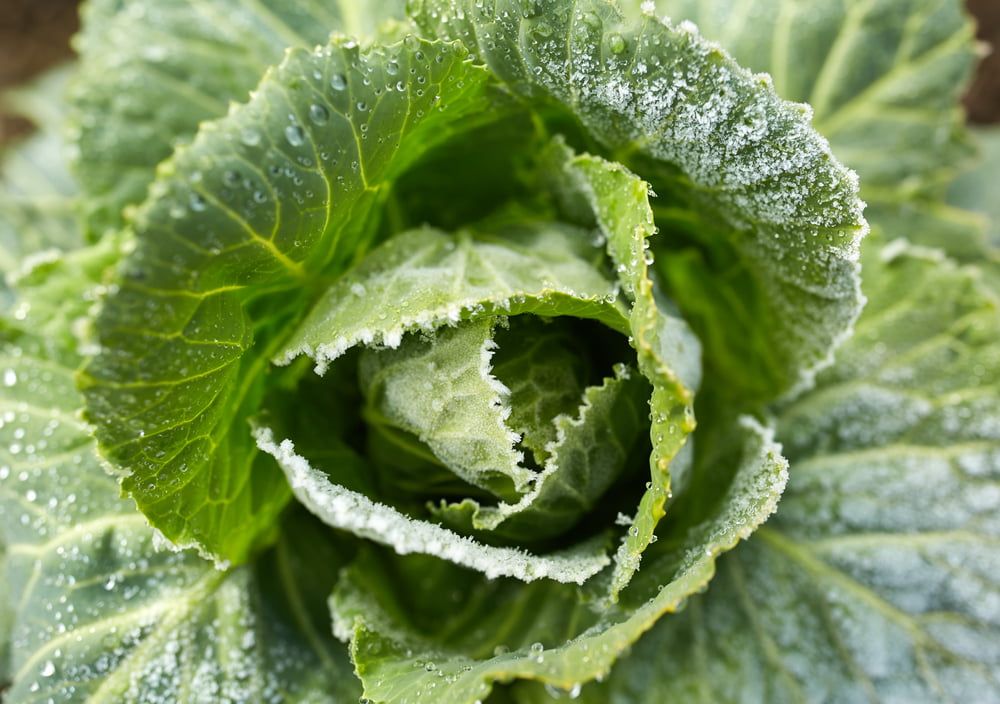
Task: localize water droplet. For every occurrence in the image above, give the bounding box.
[40,660,56,677]
[330,73,347,91]
[189,193,207,212]
[356,101,369,112]
[285,125,305,147]
[609,33,626,54]
[531,22,552,39]
[309,103,329,124]
[521,0,543,17]
[240,128,261,146]
[386,60,399,75]
[530,642,544,663]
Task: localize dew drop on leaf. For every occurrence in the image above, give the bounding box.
[240,128,261,146]
[189,193,206,212]
[284,125,305,147]
[309,104,329,124]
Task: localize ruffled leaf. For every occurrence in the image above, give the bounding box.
[253,426,610,584]
[276,223,629,372]
[431,362,648,542]
[549,148,698,598]
[0,65,81,284]
[360,319,535,499]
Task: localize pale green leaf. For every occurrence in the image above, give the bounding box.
[0,550,8,685]
[489,316,594,465]
[431,362,647,542]
[570,239,1000,703]
[541,142,698,598]
[636,0,976,196]
[947,127,1000,294]
[71,0,406,234]
[331,417,786,703]
[0,65,81,280]
[80,37,498,563]
[253,425,611,584]
[949,127,1000,247]
[277,223,630,372]
[2,62,75,130]
[360,319,535,499]
[864,197,990,260]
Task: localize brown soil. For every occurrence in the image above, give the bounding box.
[966,0,1000,123]
[0,0,78,142]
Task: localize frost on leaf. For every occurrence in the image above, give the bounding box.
[254,426,610,584]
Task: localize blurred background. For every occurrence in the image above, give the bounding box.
[1,0,999,140]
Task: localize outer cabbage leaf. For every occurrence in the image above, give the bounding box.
[330,417,786,704]
[0,548,7,685]
[636,0,981,262]
[413,0,866,402]
[636,0,976,194]
[866,198,991,259]
[566,239,1000,703]
[80,38,498,564]
[947,127,1000,294]
[71,0,406,234]
[948,127,1000,259]
[0,65,81,280]
[0,301,360,703]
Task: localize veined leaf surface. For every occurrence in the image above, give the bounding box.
[565,239,1000,703]
[71,0,406,234]
[80,37,498,563]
